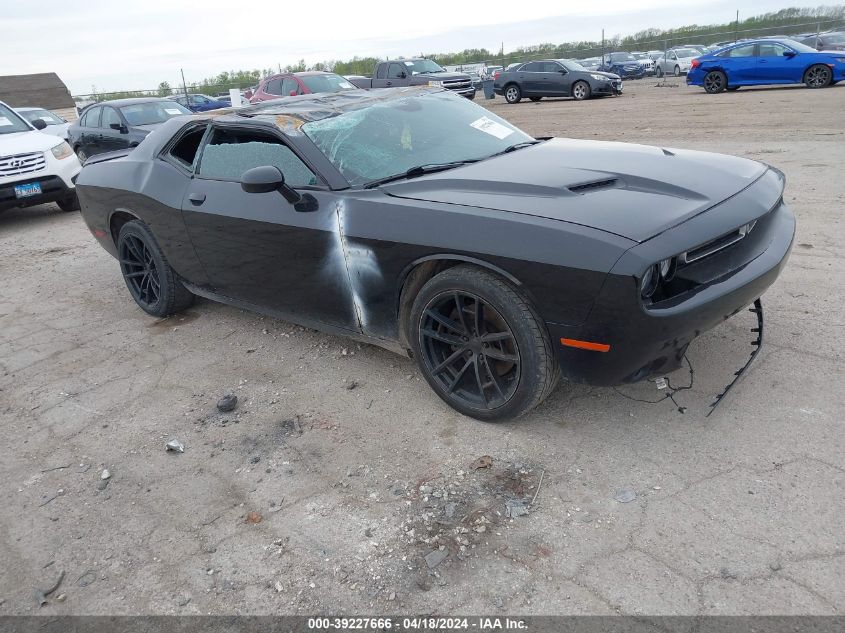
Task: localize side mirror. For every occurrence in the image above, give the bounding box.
[110,123,127,133]
[240,165,308,207]
[399,71,407,79]
[31,119,47,130]
[558,69,567,74]
[783,50,797,57]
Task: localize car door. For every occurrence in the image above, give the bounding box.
[370,64,389,88]
[718,43,759,82]
[517,62,542,94]
[544,61,569,96]
[379,63,409,88]
[99,106,129,153]
[180,123,359,330]
[757,42,801,83]
[79,106,102,156]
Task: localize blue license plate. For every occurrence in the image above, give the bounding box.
[14,182,42,198]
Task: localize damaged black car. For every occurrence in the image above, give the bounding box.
[76,87,795,420]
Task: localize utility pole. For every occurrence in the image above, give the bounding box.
[181,68,189,100]
[601,29,605,59]
[734,10,739,43]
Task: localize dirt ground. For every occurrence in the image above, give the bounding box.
[1,79,843,616]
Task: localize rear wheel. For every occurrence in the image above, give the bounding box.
[117,220,194,317]
[673,65,681,77]
[409,265,559,421]
[57,191,80,212]
[572,81,591,101]
[804,64,832,88]
[655,65,664,78]
[703,70,727,94]
[504,84,522,104]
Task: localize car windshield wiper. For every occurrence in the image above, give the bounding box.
[362,160,480,189]
[485,140,542,159]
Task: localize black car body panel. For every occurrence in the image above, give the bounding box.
[494,59,622,99]
[76,88,794,387]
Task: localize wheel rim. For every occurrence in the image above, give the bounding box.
[674,66,680,76]
[573,83,586,99]
[506,87,518,101]
[704,73,724,92]
[419,291,520,411]
[119,234,161,308]
[807,66,830,87]
[77,149,87,162]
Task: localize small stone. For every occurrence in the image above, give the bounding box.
[249,456,261,464]
[388,592,396,601]
[424,549,449,569]
[720,567,738,580]
[344,379,358,390]
[97,479,109,491]
[614,488,636,503]
[100,469,111,480]
[493,596,504,610]
[769,561,782,572]
[444,502,457,518]
[505,499,528,518]
[474,525,486,533]
[364,528,373,538]
[274,580,283,592]
[217,394,238,413]
[56,593,66,602]
[165,439,185,453]
[245,511,262,524]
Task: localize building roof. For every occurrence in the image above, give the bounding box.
[0,73,75,110]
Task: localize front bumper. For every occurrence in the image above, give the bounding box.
[547,172,795,385]
[451,87,477,99]
[594,80,623,95]
[0,153,81,211]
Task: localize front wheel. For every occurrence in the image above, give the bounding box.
[409,265,559,421]
[673,65,681,77]
[504,84,522,104]
[703,70,727,94]
[117,220,194,317]
[655,65,664,78]
[804,64,832,88]
[572,81,591,101]
[57,191,80,212]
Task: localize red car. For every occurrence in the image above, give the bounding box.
[249,71,356,103]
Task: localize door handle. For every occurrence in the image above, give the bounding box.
[188,193,206,205]
[386,81,392,86]
[760,60,767,63]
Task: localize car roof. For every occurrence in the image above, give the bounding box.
[90,97,175,107]
[14,106,48,112]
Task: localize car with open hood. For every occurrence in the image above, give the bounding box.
[75,87,794,420]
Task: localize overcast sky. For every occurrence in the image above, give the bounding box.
[0,0,829,95]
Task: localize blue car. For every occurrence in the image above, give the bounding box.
[687,38,845,93]
[599,52,647,79]
[171,94,229,112]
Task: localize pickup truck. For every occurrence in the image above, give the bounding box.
[349,59,476,99]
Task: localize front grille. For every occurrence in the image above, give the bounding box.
[443,79,472,91]
[0,152,46,177]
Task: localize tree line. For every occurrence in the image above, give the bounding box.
[82,5,844,101]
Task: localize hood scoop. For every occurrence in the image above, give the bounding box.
[568,178,618,194]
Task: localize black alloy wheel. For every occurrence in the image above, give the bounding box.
[804,64,832,88]
[419,291,520,411]
[117,220,194,317]
[409,265,559,420]
[704,71,727,94]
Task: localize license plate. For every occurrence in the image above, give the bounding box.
[14,182,42,198]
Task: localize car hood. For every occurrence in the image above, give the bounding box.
[589,70,622,80]
[381,138,768,242]
[0,129,64,153]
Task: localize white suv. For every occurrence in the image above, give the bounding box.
[0,100,82,213]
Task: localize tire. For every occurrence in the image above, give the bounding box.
[467,91,476,100]
[75,147,87,163]
[408,265,559,421]
[673,65,681,77]
[655,65,663,78]
[804,64,832,88]
[572,81,591,101]
[529,96,542,102]
[117,220,194,317]
[57,191,80,212]
[703,70,727,94]
[504,84,522,104]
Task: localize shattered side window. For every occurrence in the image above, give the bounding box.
[198,129,318,186]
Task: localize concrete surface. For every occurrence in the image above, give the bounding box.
[0,79,843,615]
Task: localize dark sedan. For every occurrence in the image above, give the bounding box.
[494,59,621,103]
[76,88,794,420]
[68,98,191,162]
[171,93,230,112]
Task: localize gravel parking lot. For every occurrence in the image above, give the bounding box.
[1,79,843,616]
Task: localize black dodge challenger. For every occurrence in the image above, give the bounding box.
[76,87,795,420]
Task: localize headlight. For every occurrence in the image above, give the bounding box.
[590,74,608,81]
[640,264,659,299]
[427,80,444,87]
[51,141,73,160]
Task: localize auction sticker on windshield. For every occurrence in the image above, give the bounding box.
[0,117,13,126]
[470,116,514,140]
[164,108,183,115]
